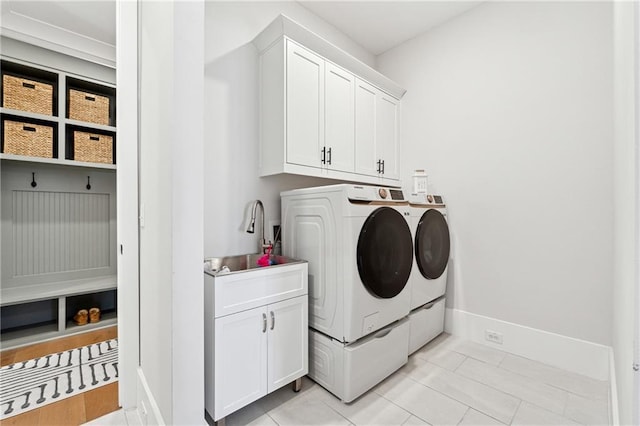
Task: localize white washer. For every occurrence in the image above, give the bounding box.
[407,193,450,354]
[281,184,413,401]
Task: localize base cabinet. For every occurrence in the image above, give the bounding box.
[204,261,308,423]
[212,296,308,420]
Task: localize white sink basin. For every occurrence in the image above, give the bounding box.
[204,254,308,318]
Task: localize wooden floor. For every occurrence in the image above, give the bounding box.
[1,326,120,426]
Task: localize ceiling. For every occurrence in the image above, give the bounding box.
[0,1,480,65]
[297,1,480,55]
[1,1,116,67]
[2,1,115,45]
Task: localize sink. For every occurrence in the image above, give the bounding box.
[204,253,304,276]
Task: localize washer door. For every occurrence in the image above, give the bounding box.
[357,207,413,299]
[415,209,450,280]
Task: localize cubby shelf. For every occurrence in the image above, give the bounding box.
[1,58,116,168]
[0,152,117,169]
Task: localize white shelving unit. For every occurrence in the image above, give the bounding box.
[1,56,118,348]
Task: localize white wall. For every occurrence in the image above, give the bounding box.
[204,2,349,258]
[139,1,205,424]
[139,1,174,421]
[377,2,614,345]
[613,2,639,424]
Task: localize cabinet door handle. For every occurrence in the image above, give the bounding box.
[262,313,267,333]
[381,160,385,174]
[270,311,275,330]
[327,147,332,165]
[321,147,326,164]
[376,159,381,173]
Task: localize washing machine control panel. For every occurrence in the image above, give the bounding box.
[409,193,445,206]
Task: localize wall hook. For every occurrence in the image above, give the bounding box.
[31,172,37,188]
[86,176,91,190]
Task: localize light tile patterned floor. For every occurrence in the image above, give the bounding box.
[222,333,610,426]
[86,333,611,426]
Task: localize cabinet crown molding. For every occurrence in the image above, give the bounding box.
[252,14,406,100]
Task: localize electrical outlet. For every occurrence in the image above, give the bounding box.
[485,330,503,345]
[268,220,281,244]
[273,225,281,244]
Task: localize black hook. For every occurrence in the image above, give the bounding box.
[86,176,91,190]
[31,172,37,188]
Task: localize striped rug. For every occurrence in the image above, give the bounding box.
[0,338,118,419]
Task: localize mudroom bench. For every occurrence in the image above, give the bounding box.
[0,275,117,349]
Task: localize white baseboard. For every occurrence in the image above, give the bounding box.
[609,348,619,425]
[136,368,166,425]
[445,308,610,381]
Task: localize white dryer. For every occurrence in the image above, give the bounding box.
[281,184,413,401]
[407,193,450,354]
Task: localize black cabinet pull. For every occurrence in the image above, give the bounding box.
[22,82,36,89]
[376,159,381,173]
[327,147,332,165]
[381,160,385,174]
[321,147,326,164]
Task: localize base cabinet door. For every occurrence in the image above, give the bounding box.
[267,296,309,392]
[214,306,268,419]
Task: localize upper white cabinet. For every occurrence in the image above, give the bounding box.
[254,15,405,187]
[354,79,378,177]
[285,41,356,174]
[376,91,400,180]
[324,62,355,173]
[286,43,324,168]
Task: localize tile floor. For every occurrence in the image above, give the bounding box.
[87,333,611,426]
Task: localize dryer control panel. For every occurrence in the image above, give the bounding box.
[347,185,407,203]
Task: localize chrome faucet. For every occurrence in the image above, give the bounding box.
[246,200,270,253]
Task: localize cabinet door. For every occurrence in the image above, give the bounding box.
[376,92,399,180]
[286,41,324,168]
[354,78,378,176]
[214,306,268,419]
[267,296,308,393]
[324,63,354,173]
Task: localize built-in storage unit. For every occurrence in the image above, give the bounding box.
[253,15,405,187]
[0,56,117,348]
[1,59,116,169]
[204,259,308,423]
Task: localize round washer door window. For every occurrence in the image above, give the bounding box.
[416,209,450,280]
[357,207,413,299]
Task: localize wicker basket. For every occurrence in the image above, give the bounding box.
[2,75,54,116]
[73,130,113,164]
[68,89,110,125]
[2,120,54,158]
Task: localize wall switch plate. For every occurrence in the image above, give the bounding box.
[485,330,504,344]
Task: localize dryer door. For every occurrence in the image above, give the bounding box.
[357,207,413,299]
[415,209,450,280]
